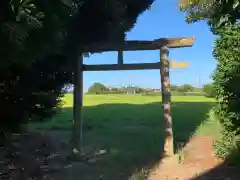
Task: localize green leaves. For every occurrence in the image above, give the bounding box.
[88,83,107,94]
[212,24,240,161]
[66,0,154,52]
[203,83,216,98]
[0,0,155,133]
[179,0,240,31]
[213,24,240,132]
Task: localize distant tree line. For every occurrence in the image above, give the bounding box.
[86,82,216,97]
[87,83,146,94]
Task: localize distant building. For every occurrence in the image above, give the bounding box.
[105,86,114,91]
[153,88,161,92]
[105,86,119,92]
[123,85,138,94]
[124,87,136,94]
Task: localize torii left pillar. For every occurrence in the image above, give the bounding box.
[72,53,84,154]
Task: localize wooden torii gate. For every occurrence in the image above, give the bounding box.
[72,37,195,156]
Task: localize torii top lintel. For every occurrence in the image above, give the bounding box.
[82,37,195,53]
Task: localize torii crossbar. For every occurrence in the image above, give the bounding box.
[72,37,195,156]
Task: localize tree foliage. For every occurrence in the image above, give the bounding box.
[213,24,240,160]
[213,24,240,133]
[177,84,194,92]
[87,83,106,94]
[0,0,154,133]
[179,0,240,161]
[135,87,145,94]
[203,83,216,98]
[179,0,240,31]
[170,85,179,91]
[0,0,71,70]
[66,0,155,53]
[0,0,72,133]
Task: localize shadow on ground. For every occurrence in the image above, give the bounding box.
[33,101,215,179]
[191,161,240,180]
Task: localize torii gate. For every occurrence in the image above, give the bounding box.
[72,37,195,156]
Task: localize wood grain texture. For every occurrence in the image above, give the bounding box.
[83,61,188,71]
[160,46,174,157]
[82,37,195,53]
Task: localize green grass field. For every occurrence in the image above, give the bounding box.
[30,94,221,179]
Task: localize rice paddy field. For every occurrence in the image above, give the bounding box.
[29,94,221,179]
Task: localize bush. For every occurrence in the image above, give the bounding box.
[143,92,161,96]
[213,24,240,162]
[183,92,204,96]
[0,0,154,139]
[214,128,240,164]
[0,55,72,133]
[203,83,216,98]
[171,91,185,96]
[96,91,125,95]
[177,84,194,92]
[171,91,204,96]
[142,91,204,96]
[88,83,107,94]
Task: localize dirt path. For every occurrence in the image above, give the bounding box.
[148,136,240,180]
[43,132,240,180]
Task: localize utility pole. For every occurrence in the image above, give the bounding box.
[129,73,134,86]
[198,73,204,88]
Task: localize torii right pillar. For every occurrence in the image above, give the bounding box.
[160,46,174,157]
[158,37,195,157]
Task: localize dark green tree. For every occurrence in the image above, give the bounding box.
[0,0,155,135]
[135,87,145,94]
[179,0,240,162]
[170,85,179,91]
[177,84,194,92]
[1,55,72,132]
[111,87,118,92]
[179,0,240,31]
[87,83,106,94]
[213,25,240,133]
[203,83,216,98]
[0,0,73,133]
[213,25,240,160]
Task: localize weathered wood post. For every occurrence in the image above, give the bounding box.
[72,53,84,154]
[118,50,123,65]
[160,46,174,157]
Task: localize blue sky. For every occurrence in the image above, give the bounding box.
[82,0,216,92]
